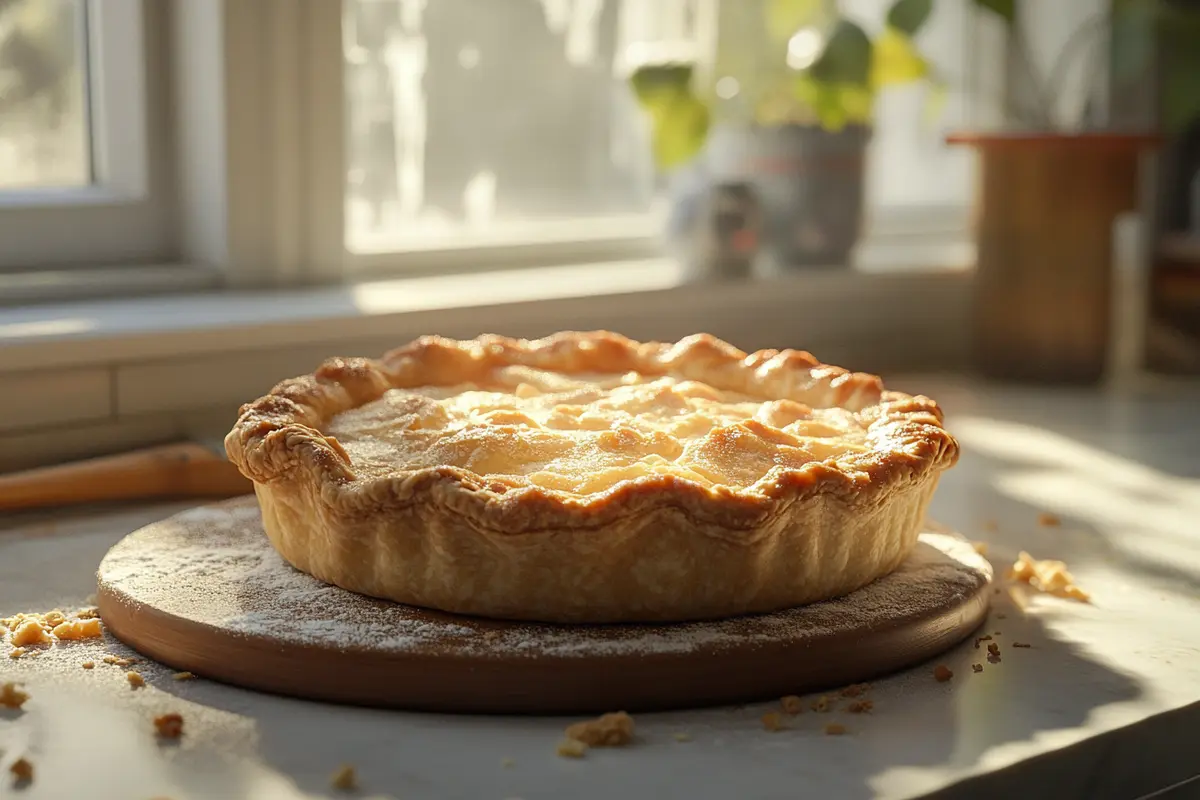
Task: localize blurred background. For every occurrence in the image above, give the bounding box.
[0,0,1197,476]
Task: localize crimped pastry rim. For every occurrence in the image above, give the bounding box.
[224,331,959,534]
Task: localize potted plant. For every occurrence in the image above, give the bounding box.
[629,0,943,278]
[947,0,1200,383]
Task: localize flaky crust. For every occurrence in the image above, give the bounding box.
[225,332,959,623]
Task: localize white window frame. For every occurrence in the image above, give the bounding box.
[0,0,171,272]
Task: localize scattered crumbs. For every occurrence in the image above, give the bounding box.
[564,711,634,747]
[761,712,787,732]
[154,712,184,739]
[972,664,983,673]
[845,700,873,714]
[933,665,953,682]
[330,764,357,791]
[171,672,197,681]
[556,739,587,759]
[1013,642,1032,649]
[1010,551,1089,602]
[9,621,51,648]
[51,619,103,641]
[780,695,804,715]
[74,607,100,620]
[811,694,833,712]
[972,541,989,556]
[9,757,33,785]
[501,758,516,768]
[987,643,1002,664]
[974,635,993,649]
[8,648,25,660]
[1038,512,1061,527]
[126,671,146,689]
[839,683,870,698]
[1,682,30,709]
[81,661,95,670]
[671,732,692,742]
[823,723,847,736]
[41,611,66,628]
[103,655,136,667]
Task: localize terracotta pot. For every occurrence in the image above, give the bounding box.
[947,132,1159,383]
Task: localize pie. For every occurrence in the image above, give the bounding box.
[225,332,958,623]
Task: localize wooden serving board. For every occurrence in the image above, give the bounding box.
[97,498,991,715]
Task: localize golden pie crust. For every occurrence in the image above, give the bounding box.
[225,332,958,623]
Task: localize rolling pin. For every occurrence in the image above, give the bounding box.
[0,440,254,512]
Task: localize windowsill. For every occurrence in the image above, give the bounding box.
[0,257,973,373]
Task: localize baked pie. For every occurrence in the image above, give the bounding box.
[225,332,958,623]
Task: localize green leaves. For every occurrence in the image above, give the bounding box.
[810,19,873,86]
[628,65,711,170]
[972,0,1016,23]
[886,0,933,36]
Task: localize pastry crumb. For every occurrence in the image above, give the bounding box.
[81,661,95,670]
[74,607,100,620]
[126,671,146,689]
[564,711,634,747]
[761,711,787,732]
[103,655,136,667]
[671,732,692,742]
[154,712,184,739]
[1,682,30,709]
[41,610,66,628]
[933,665,953,682]
[51,618,103,641]
[823,723,847,736]
[1013,642,1032,649]
[330,764,357,791]
[556,739,587,758]
[780,695,804,715]
[972,541,989,556]
[9,757,33,785]
[10,620,51,648]
[974,635,992,649]
[1010,551,1089,602]
[839,683,870,698]
[8,647,26,659]
[972,664,983,673]
[987,643,1002,664]
[811,694,833,712]
[845,700,873,714]
[171,672,196,681]
[1037,512,1061,527]
[996,613,1006,620]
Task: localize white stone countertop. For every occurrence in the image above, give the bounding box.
[2,379,1199,800]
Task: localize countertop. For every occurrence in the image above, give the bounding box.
[2,379,1199,800]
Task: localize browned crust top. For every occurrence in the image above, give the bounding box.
[224,331,958,533]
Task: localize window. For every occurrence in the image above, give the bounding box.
[0,0,89,191]
[0,0,170,272]
[343,0,711,261]
[340,0,989,273]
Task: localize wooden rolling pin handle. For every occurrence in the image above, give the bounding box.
[0,442,254,512]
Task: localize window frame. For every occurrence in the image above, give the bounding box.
[0,0,170,272]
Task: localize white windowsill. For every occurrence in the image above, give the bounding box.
[0,258,973,374]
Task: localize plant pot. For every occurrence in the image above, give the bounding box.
[676,124,868,272]
[947,132,1159,384]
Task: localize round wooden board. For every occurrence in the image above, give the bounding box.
[97,497,991,715]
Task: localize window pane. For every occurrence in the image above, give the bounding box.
[344,0,702,251]
[0,0,90,191]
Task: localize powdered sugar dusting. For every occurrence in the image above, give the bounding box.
[98,498,991,659]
